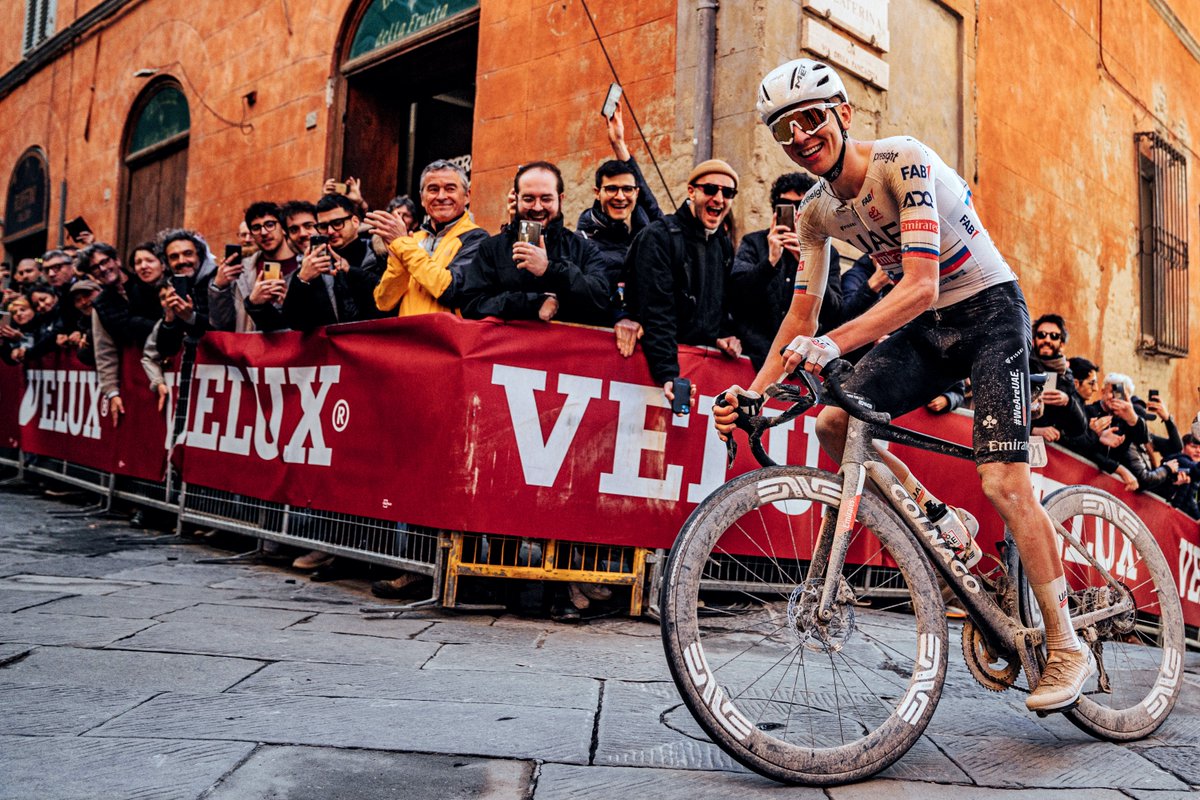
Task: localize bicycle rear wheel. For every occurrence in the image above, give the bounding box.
[660,465,947,785]
[1020,486,1185,740]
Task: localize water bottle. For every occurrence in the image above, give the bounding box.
[925,501,982,569]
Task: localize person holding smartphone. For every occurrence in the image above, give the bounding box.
[209,201,295,332]
[1028,313,1086,443]
[451,161,610,326]
[1062,372,1149,491]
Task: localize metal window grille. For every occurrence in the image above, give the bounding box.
[1135,132,1189,357]
[22,0,56,53]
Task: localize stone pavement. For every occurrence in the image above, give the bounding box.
[1,486,1198,800]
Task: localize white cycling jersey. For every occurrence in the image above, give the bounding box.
[794,136,1016,309]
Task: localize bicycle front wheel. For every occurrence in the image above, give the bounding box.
[660,465,947,785]
[1021,485,1186,741]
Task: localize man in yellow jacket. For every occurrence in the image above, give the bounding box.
[367,160,488,317]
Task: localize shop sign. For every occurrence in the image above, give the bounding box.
[348,0,478,61]
[4,149,49,242]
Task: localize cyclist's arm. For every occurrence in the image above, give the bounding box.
[747,232,830,395]
[823,257,938,354]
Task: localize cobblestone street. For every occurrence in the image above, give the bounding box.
[2,487,1198,799]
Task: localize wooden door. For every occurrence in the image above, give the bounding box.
[122,143,188,254]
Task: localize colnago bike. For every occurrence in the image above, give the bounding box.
[660,360,1185,785]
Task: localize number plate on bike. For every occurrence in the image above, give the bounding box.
[1028,435,1048,468]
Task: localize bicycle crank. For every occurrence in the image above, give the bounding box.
[787,577,857,653]
[962,619,1020,691]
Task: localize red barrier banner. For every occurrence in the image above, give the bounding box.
[16,347,167,481]
[0,362,21,450]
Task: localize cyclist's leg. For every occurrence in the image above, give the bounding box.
[964,283,1095,709]
[816,318,959,494]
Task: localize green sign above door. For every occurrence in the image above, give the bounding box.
[348,0,478,62]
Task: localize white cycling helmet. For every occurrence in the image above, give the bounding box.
[756,59,848,125]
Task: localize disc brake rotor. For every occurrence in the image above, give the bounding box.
[787,577,856,653]
[962,619,1020,691]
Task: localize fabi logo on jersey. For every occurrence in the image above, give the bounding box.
[182,364,344,466]
[18,368,103,440]
[900,164,932,181]
[901,191,933,209]
[959,214,979,238]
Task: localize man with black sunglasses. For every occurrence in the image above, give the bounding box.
[1030,313,1086,443]
[625,158,743,411]
[714,58,1098,714]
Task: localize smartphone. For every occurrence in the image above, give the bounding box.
[1110,382,1127,401]
[0,312,11,329]
[170,274,190,298]
[1043,372,1057,393]
[331,181,348,195]
[774,203,796,232]
[517,220,542,244]
[64,215,92,241]
[601,83,623,120]
[224,244,241,264]
[1148,388,1160,401]
[261,261,282,282]
[671,377,692,415]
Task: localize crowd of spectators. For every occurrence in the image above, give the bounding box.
[3,104,1199,613]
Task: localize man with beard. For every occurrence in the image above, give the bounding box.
[209,202,294,332]
[1029,313,1086,443]
[312,193,385,322]
[625,159,742,411]
[452,161,609,325]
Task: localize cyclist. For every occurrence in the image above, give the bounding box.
[713,58,1095,712]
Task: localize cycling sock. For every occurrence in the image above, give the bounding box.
[1031,575,1082,651]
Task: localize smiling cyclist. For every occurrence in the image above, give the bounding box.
[713,58,1096,712]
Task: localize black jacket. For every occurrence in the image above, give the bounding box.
[626,202,734,385]
[93,278,163,348]
[727,229,843,370]
[453,217,610,325]
[333,236,386,323]
[576,156,666,320]
[1030,355,1087,438]
[282,270,361,331]
[1064,400,1150,475]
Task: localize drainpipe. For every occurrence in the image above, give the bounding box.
[694,0,718,163]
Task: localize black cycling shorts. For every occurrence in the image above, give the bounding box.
[842,280,1032,465]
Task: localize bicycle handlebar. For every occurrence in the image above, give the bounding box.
[722,359,892,469]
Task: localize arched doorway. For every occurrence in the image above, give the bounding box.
[120,80,190,254]
[334,0,479,211]
[3,147,50,264]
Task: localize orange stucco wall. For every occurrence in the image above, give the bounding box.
[975,0,1199,408]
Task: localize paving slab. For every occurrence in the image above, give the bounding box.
[207,745,533,800]
[155,602,315,629]
[2,553,160,580]
[91,692,594,762]
[113,619,440,666]
[423,633,671,681]
[33,592,199,619]
[230,662,598,709]
[0,684,155,734]
[928,733,1189,790]
[102,561,255,587]
[0,610,156,646]
[109,582,362,613]
[828,781,1132,799]
[0,643,34,665]
[533,763,818,799]
[0,574,146,594]
[593,680,740,772]
[2,645,266,693]
[1133,745,1200,785]
[1124,791,1200,800]
[288,611,432,639]
[0,588,71,612]
[0,734,255,800]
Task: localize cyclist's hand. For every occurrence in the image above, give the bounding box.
[783,334,840,375]
[712,386,762,442]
